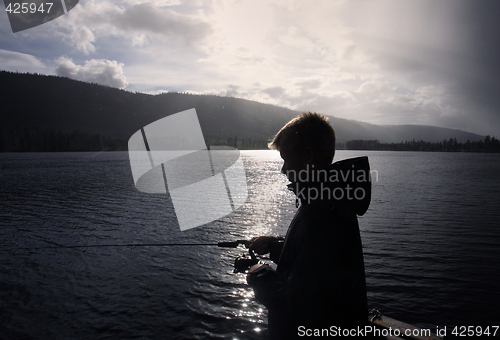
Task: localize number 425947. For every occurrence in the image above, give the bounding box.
[5,3,54,14]
[452,325,498,337]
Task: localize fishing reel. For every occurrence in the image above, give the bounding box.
[216,239,260,273]
[233,249,259,273]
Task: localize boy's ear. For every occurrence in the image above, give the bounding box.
[304,146,315,164]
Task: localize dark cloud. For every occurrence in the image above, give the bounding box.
[451,0,500,135]
[113,2,213,45]
[59,1,213,54]
[226,84,241,97]
[262,86,286,100]
[0,49,47,72]
[328,0,500,135]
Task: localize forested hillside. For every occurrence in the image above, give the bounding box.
[1,71,486,152]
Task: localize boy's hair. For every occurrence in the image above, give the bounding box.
[268,112,336,163]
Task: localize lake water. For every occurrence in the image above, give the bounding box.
[1,150,499,339]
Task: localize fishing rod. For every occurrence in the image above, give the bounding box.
[12,239,273,273]
[14,239,253,251]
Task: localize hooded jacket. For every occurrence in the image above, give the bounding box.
[248,156,371,339]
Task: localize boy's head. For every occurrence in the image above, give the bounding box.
[269,112,336,178]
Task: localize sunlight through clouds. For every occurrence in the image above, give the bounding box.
[1,0,499,135]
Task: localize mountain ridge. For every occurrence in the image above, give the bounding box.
[1,71,485,145]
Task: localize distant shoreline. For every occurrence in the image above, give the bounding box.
[336,137,500,153]
[1,130,498,153]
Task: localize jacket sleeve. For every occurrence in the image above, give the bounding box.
[269,241,284,264]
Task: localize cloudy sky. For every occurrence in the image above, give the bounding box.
[1,0,499,136]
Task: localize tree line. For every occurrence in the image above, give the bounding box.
[2,128,498,153]
[0,128,127,152]
[208,136,269,150]
[341,136,500,152]
[0,129,269,152]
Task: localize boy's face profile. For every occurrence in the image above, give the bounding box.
[279,145,314,183]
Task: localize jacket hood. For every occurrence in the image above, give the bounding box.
[287,156,371,216]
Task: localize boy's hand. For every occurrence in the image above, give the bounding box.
[248,236,279,255]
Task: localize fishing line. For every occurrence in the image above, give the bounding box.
[9,240,252,252]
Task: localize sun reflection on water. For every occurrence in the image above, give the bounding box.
[239,150,296,236]
[186,151,297,338]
